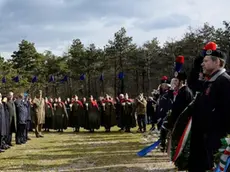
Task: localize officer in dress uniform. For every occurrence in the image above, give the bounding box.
[189,42,230,171]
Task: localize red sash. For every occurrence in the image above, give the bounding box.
[72,100,83,107]
[102,99,114,104]
[46,102,53,109]
[91,100,99,109]
[58,102,65,107]
[121,99,133,103]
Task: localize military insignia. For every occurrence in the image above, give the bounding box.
[206,49,212,55]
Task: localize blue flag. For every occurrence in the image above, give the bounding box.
[12,76,19,82]
[61,75,68,83]
[2,77,6,83]
[99,74,104,81]
[49,75,55,82]
[118,72,124,80]
[80,74,85,81]
[137,139,161,157]
[32,76,37,83]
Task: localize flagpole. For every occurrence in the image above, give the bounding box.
[100,73,105,96]
[4,77,6,94]
[118,72,124,94]
[102,79,105,96]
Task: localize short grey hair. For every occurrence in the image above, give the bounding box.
[210,56,225,67]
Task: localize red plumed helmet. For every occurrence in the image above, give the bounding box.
[161,76,168,80]
[175,55,184,64]
[204,42,217,50]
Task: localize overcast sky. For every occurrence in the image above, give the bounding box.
[0,0,228,58]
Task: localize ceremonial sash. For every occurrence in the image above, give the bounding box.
[172,117,192,162]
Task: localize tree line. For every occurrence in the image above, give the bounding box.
[1,21,230,98]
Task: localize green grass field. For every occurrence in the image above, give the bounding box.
[0,126,175,172]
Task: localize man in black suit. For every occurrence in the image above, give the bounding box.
[6,92,17,146]
[189,45,230,171]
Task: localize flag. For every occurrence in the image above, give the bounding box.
[137,139,161,157]
[61,75,68,83]
[12,76,19,82]
[32,76,37,83]
[2,77,6,83]
[118,72,124,80]
[80,74,85,81]
[99,74,104,81]
[49,75,55,82]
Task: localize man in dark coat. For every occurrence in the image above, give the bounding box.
[168,72,193,130]
[168,71,193,170]
[6,92,17,146]
[146,96,156,125]
[189,44,230,171]
[24,93,31,142]
[15,93,27,144]
[155,76,173,131]
[0,93,7,152]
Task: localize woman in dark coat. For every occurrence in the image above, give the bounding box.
[84,96,100,132]
[53,97,68,132]
[71,95,84,132]
[44,97,54,131]
[101,95,117,132]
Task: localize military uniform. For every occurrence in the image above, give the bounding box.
[189,69,230,171]
[189,43,230,171]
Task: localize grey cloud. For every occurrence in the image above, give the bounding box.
[0,0,190,58]
[0,0,146,26]
[0,0,147,54]
[135,14,191,31]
